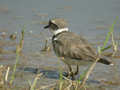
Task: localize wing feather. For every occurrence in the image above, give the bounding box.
[53,32,97,61]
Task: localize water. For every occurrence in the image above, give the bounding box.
[0,0,120,89]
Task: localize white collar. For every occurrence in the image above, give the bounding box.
[53,28,69,35]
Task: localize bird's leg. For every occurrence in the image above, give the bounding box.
[74,65,79,75]
[67,64,75,80]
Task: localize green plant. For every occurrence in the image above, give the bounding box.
[10,26,25,84]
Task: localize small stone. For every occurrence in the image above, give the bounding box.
[9,33,16,40]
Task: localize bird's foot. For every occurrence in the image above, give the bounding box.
[62,72,69,77]
[62,71,76,80]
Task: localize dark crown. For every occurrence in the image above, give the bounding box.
[44,18,68,30]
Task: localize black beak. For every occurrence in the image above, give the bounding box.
[44,24,50,29]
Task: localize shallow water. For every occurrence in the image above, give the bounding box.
[0,0,120,89]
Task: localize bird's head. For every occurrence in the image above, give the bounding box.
[44,18,68,35]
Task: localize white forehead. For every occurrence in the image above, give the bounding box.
[51,20,55,23]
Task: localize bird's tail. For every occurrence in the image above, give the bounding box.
[98,57,114,66]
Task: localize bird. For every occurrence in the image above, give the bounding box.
[44,18,114,79]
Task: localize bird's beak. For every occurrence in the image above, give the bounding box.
[44,24,50,29]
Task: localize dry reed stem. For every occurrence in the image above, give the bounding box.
[30,73,43,90]
[5,67,10,82]
[111,32,118,57]
[75,82,79,90]
[38,83,56,90]
[41,39,51,52]
[18,29,24,53]
[63,76,72,82]
[59,80,63,90]
[63,76,73,90]
[66,82,72,90]
[10,27,25,85]
[0,65,6,85]
[80,57,100,88]
[63,76,80,90]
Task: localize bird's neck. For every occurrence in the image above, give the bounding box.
[53,28,69,35]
